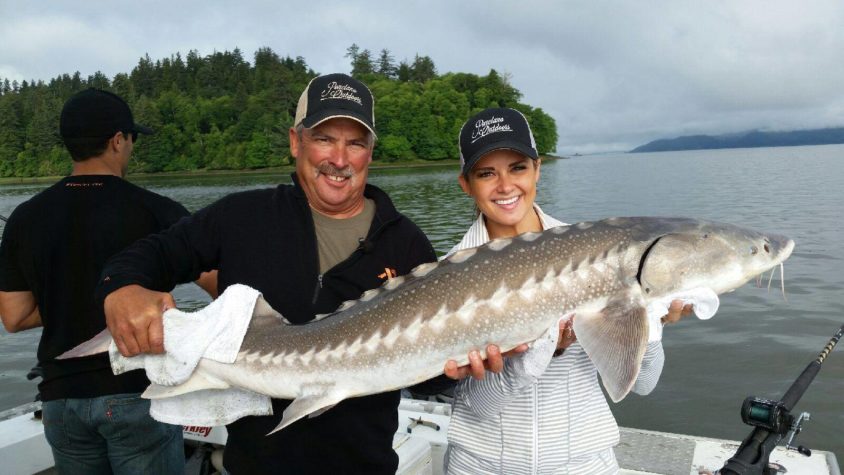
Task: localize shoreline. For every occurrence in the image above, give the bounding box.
[0,155,564,186]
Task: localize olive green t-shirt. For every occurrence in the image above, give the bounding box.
[311,198,375,273]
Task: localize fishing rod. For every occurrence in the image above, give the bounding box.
[718,323,843,475]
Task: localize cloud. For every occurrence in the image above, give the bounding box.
[1,0,842,152]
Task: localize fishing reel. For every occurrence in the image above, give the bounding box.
[740,397,791,434]
[740,396,812,456]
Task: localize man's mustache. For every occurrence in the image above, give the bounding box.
[317,163,353,178]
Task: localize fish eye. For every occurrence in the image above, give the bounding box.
[750,246,759,255]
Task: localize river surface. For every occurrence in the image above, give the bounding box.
[1,144,842,461]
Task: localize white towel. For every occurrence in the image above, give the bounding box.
[645,287,720,342]
[110,284,274,426]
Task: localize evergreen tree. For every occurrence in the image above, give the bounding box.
[483,69,521,107]
[87,71,111,90]
[377,49,396,78]
[396,61,411,82]
[409,55,437,83]
[0,94,24,176]
[24,90,61,157]
[346,44,360,61]
[346,44,375,77]
[111,73,134,101]
[131,54,157,97]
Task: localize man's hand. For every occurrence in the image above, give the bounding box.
[443,343,529,380]
[662,300,693,325]
[104,285,175,357]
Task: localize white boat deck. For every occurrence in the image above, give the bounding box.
[394,398,841,475]
[1,400,839,475]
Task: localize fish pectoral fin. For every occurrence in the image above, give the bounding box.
[307,404,338,419]
[57,328,113,359]
[267,386,347,435]
[574,290,649,403]
[141,371,231,399]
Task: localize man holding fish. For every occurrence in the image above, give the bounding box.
[441,107,692,474]
[96,73,459,474]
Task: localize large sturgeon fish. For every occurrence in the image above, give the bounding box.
[63,217,794,434]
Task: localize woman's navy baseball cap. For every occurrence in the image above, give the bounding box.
[459,107,538,175]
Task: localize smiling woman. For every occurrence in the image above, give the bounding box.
[441,107,692,475]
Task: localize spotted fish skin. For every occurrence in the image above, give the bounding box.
[72,217,795,434]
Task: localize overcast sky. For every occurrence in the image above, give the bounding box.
[2,0,842,153]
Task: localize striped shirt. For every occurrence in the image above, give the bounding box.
[444,205,666,475]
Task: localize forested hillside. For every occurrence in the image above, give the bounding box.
[0,45,557,177]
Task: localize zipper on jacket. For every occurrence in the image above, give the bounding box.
[308,207,401,307]
[311,274,323,304]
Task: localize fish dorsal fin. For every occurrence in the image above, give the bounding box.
[447,248,477,263]
[336,299,358,312]
[250,296,292,326]
[267,384,347,435]
[573,288,649,403]
[360,288,381,301]
[409,261,438,277]
[313,298,363,322]
[141,372,231,399]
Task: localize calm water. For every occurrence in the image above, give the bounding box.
[1,145,842,461]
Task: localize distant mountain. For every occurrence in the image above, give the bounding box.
[630,127,844,153]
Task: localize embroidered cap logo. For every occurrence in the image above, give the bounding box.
[320,81,363,105]
[471,116,513,144]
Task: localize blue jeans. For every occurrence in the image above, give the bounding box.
[42,393,183,475]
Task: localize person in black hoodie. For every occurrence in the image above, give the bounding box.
[96,73,470,474]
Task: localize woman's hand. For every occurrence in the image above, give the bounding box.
[444,343,529,380]
[556,318,576,351]
[662,300,693,325]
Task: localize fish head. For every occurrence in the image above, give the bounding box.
[636,220,795,297]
